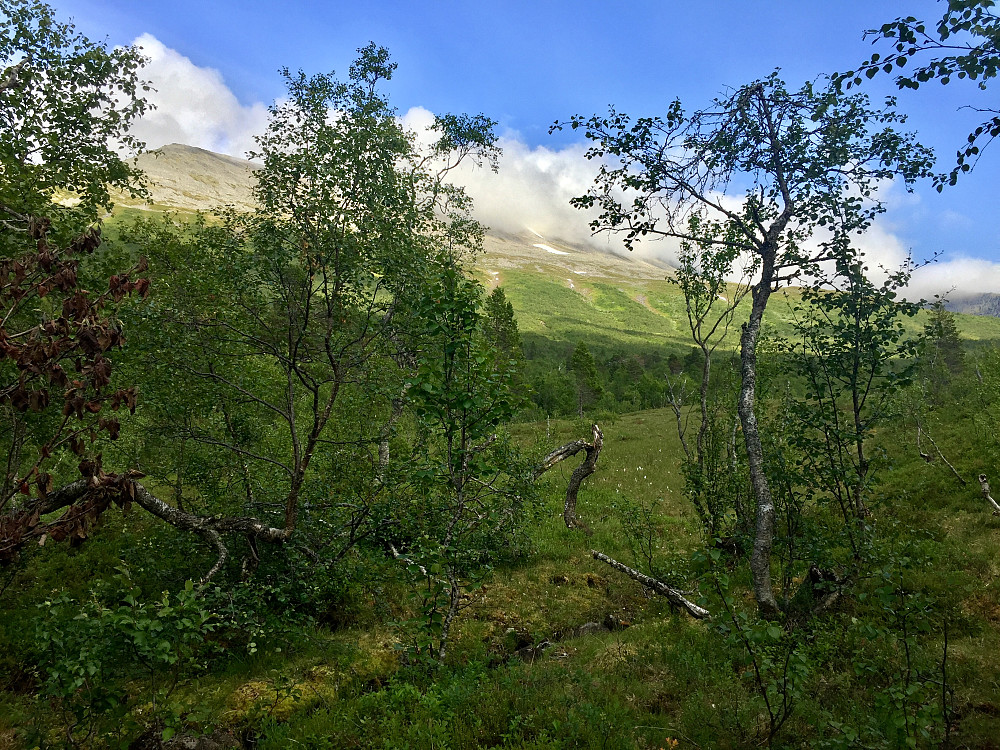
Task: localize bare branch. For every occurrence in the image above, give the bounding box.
[979,474,1000,515]
[591,550,710,619]
[0,59,29,95]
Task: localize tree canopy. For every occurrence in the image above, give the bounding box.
[0,0,149,561]
[839,0,1000,186]
[0,0,149,241]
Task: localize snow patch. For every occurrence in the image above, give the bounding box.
[534,243,569,255]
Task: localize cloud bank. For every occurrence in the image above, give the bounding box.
[909,257,1000,300]
[399,106,629,254]
[129,34,269,158]
[126,35,1000,297]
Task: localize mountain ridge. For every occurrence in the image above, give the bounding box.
[116,142,678,284]
[113,143,1000,319]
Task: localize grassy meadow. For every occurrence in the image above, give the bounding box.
[3,231,1000,747]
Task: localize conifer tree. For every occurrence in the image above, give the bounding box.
[569,342,602,417]
[483,286,523,364]
[922,297,965,398]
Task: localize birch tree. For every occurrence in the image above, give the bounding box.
[556,74,933,614]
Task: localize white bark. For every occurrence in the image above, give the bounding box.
[979,474,1000,514]
[591,550,710,619]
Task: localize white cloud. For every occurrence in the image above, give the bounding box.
[122,47,1000,299]
[129,34,269,158]
[908,256,1000,299]
[400,107,630,254]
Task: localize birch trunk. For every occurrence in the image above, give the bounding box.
[739,259,780,617]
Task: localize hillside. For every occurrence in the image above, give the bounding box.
[115,143,260,213]
[111,144,1000,355]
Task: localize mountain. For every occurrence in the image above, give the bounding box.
[116,143,260,213]
[109,144,1000,348]
[115,143,676,285]
[945,293,1000,319]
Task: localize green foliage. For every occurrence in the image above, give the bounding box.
[781,255,921,536]
[558,72,933,255]
[921,297,966,401]
[839,0,1000,186]
[31,570,217,747]
[968,344,1000,468]
[697,545,811,747]
[567,342,601,417]
[400,255,536,661]
[111,45,501,590]
[483,286,524,366]
[0,0,149,243]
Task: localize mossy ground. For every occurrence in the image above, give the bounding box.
[3,217,1000,746]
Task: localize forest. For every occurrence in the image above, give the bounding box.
[2,0,1000,747]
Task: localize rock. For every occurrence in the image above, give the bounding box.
[513,640,551,662]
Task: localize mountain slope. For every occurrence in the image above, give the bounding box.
[116,143,260,213]
[109,144,1000,349]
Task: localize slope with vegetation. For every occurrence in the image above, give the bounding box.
[2,1,1000,749]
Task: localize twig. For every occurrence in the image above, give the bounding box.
[916,423,967,486]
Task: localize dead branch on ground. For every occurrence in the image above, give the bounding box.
[590,550,710,619]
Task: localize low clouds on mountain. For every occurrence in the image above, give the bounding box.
[126,34,1000,296]
[129,34,269,158]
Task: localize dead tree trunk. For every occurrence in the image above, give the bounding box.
[916,421,967,486]
[591,550,709,618]
[980,474,1000,515]
[533,424,603,532]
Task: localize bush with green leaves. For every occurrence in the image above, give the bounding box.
[396,254,537,661]
[31,570,217,747]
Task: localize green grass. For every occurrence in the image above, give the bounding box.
[496,264,1000,369]
[5,208,1000,748]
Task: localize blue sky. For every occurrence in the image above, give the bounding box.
[51,0,1000,296]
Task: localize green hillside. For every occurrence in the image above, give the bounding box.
[6,87,1000,748]
[495,268,1000,355]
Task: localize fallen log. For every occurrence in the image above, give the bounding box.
[591,549,710,619]
[980,474,1000,515]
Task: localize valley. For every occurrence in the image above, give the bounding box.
[4,5,1000,747]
